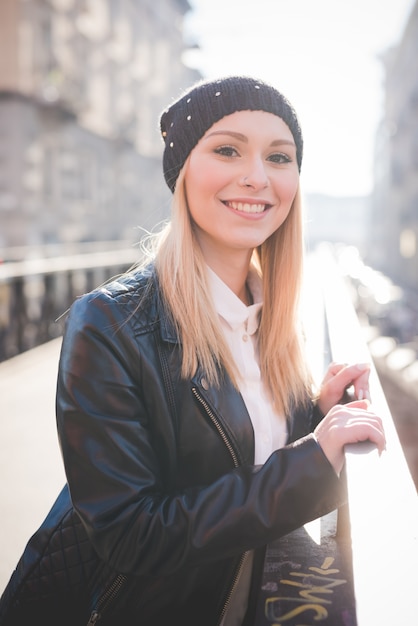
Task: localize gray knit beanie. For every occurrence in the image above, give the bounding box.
[160,75,303,192]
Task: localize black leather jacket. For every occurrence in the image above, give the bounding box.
[2,267,343,626]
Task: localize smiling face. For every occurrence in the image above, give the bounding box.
[184,110,300,268]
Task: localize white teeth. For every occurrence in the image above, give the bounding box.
[228,201,265,213]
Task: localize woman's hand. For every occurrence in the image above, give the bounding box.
[317,361,371,417]
[314,400,386,475]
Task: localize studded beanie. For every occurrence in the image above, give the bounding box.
[159,75,303,192]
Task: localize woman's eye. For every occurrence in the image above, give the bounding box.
[214,145,238,157]
[268,153,292,164]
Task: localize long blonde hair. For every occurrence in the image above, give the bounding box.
[146,165,312,416]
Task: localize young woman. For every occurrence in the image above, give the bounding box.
[0,76,385,626]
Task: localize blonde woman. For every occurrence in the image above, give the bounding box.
[0,76,385,626]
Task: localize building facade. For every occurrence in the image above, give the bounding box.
[369,0,418,293]
[0,0,200,249]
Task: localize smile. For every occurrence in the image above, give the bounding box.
[224,201,270,214]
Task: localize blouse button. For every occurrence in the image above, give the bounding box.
[242,334,249,342]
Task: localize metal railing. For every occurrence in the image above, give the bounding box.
[313,244,418,625]
[0,246,141,361]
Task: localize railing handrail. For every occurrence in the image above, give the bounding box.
[0,246,144,362]
[314,243,418,625]
[0,248,141,280]
[0,240,135,262]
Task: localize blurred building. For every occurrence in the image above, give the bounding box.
[0,0,200,249]
[304,193,370,255]
[369,0,418,293]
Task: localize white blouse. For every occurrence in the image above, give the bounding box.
[206,266,287,626]
[206,266,287,463]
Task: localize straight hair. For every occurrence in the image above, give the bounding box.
[148,164,312,416]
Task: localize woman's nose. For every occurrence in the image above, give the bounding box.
[239,158,269,189]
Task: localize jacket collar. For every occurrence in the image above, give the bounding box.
[159,309,179,343]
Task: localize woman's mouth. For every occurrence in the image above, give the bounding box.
[223,201,270,214]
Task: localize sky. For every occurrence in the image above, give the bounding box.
[183,0,416,197]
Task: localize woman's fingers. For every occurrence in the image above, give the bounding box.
[327,401,385,451]
[314,402,386,475]
[352,367,371,401]
[338,363,371,401]
[318,362,371,415]
[332,363,370,393]
[321,361,347,384]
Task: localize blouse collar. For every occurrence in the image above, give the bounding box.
[206,265,263,335]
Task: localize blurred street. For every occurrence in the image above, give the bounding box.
[0,338,65,594]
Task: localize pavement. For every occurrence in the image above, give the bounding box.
[0,338,66,595]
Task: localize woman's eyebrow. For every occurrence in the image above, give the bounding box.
[270,139,296,148]
[204,130,248,142]
[204,130,295,148]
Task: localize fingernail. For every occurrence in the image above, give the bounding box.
[358,389,364,400]
[379,444,387,456]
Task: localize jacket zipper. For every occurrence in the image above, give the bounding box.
[217,551,250,625]
[192,386,248,625]
[87,573,127,625]
[192,387,239,467]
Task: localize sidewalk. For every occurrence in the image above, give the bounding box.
[0,338,66,594]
